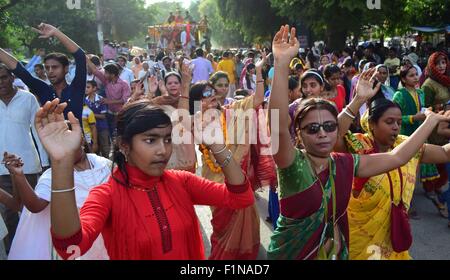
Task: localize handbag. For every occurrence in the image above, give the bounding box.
[388,168,413,253]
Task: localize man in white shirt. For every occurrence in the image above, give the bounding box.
[33,64,50,85]
[138,62,151,94]
[117,56,134,85]
[191,48,214,83]
[0,64,49,253]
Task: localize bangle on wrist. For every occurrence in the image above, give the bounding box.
[409,115,414,124]
[343,108,356,120]
[346,106,356,116]
[215,151,233,168]
[211,145,227,155]
[51,187,76,194]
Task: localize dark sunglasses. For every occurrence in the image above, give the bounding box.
[301,121,338,135]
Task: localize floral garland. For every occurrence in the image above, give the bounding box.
[199,112,228,173]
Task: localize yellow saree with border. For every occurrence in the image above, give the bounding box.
[345,132,422,260]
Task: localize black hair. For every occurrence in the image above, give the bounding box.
[235,89,249,97]
[112,100,172,187]
[0,63,13,76]
[323,64,341,91]
[44,53,69,67]
[34,63,44,70]
[164,72,182,84]
[368,98,401,124]
[210,71,229,85]
[399,64,417,87]
[195,48,204,58]
[358,59,369,72]
[117,56,127,63]
[245,63,256,90]
[288,75,299,91]
[323,64,341,79]
[90,56,101,67]
[343,47,353,55]
[104,64,120,76]
[293,98,338,146]
[86,80,97,88]
[300,69,324,89]
[189,82,210,115]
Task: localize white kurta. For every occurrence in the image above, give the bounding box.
[8,154,112,260]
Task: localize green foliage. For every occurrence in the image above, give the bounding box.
[1,0,157,56]
[216,0,287,44]
[198,0,246,48]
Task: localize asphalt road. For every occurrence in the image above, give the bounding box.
[195,177,450,260]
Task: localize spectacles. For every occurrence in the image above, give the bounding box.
[202,89,215,98]
[301,121,338,135]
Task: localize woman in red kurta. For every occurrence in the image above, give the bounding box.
[34,99,254,260]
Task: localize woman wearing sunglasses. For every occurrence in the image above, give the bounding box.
[267,25,450,260]
[182,54,275,260]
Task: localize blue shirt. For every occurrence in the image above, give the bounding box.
[191,57,213,84]
[13,48,87,123]
[85,94,109,131]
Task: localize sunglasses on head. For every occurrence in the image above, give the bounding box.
[301,121,338,135]
[202,89,215,98]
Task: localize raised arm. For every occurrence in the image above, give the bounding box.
[178,63,192,111]
[0,48,19,70]
[356,111,450,178]
[32,23,80,54]
[268,25,299,168]
[0,188,21,212]
[254,50,267,108]
[35,99,82,238]
[194,110,246,185]
[3,152,48,213]
[334,68,381,152]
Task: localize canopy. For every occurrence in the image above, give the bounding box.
[411,25,450,33]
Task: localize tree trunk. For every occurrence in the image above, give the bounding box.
[327,29,347,50]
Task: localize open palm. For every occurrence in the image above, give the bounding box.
[35,99,82,161]
[32,23,58,39]
[256,50,268,71]
[272,25,299,64]
[354,68,382,102]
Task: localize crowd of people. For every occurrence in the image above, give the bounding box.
[0,21,449,260]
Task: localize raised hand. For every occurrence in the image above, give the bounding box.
[256,49,268,72]
[181,62,193,85]
[35,99,82,161]
[129,81,146,102]
[32,23,59,39]
[437,111,450,137]
[272,25,299,65]
[158,80,169,96]
[193,109,225,147]
[424,109,450,123]
[2,152,24,176]
[148,75,158,94]
[354,68,382,102]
